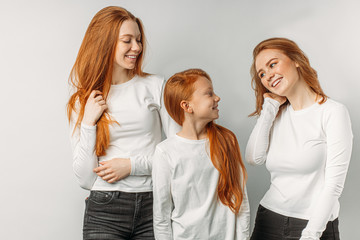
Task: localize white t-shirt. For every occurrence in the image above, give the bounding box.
[153,134,250,240]
[245,98,353,239]
[69,74,181,192]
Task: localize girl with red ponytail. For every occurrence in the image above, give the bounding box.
[152,69,250,239]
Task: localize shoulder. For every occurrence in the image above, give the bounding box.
[154,137,178,166]
[321,98,350,116]
[156,136,178,153]
[320,99,352,128]
[136,74,165,89]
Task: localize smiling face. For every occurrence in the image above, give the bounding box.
[113,20,142,72]
[255,49,301,97]
[188,76,220,122]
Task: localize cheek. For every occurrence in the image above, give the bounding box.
[114,53,123,66]
[260,79,269,89]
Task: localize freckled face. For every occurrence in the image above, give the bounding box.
[255,49,300,97]
[113,20,142,71]
[189,76,221,122]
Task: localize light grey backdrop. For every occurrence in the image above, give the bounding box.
[0,0,358,239]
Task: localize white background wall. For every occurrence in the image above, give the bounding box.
[0,0,359,239]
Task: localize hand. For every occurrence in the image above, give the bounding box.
[93,158,131,183]
[82,90,107,126]
[264,92,287,105]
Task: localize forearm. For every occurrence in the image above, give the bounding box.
[130,153,153,176]
[71,123,98,189]
[236,187,250,240]
[300,188,338,239]
[152,147,173,239]
[245,98,280,165]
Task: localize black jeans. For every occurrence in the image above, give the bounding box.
[83,191,155,240]
[251,205,340,240]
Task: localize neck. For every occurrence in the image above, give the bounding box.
[112,65,132,85]
[178,117,209,140]
[286,79,318,111]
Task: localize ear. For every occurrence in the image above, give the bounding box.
[180,100,193,113]
[295,62,300,68]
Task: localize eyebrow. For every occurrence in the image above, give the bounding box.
[119,34,141,38]
[257,58,278,75]
[205,87,213,92]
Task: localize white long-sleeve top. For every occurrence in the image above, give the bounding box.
[245,98,353,240]
[153,134,250,240]
[69,74,181,191]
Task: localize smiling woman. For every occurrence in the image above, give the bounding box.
[66,6,180,240]
[113,20,143,82]
[246,38,353,240]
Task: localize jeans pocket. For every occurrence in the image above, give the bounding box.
[88,191,115,205]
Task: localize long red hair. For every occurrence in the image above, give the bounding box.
[164,69,247,214]
[250,37,327,116]
[67,6,148,156]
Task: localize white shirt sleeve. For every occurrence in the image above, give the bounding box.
[301,104,353,239]
[130,79,181,176]
[152,146,174,240]
[236,185,250,240]
[245,98,280,165]
[70,116,99,190]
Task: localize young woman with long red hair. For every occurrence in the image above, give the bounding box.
[246,38,353,240]
[67,6,179,239]
[152,69,250,239]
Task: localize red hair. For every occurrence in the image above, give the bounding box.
[250,37,327,116]
[67,6,148,156]
[164,69,247,214]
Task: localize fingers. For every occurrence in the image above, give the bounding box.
[98,100,106,105]
[94,95,103,102]
[107,177,118,184]
[95,169,112,178]
[102,173,115,181]
[89,90,102,98]
[101,104,108,112]
[95,168,117,183]
[263,92,287,105]
[93,164,106,173]
[93,159,130,183]
[94,163,115,181]
[93,94,107,108]
[94,166,108,176]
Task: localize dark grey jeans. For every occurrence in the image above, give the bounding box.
[83,191,155,240]
[251,205,340,240]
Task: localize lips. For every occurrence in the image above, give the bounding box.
[125,55,138,60]
[271,77,282,88]
[212,105,218,110]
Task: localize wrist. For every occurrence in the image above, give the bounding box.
[82,118,96,126]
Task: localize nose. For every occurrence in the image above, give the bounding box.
[132,40,141,52]
[215,94,220,102]
[265,69,275,82]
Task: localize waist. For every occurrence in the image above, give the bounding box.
[91,175,152,192]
